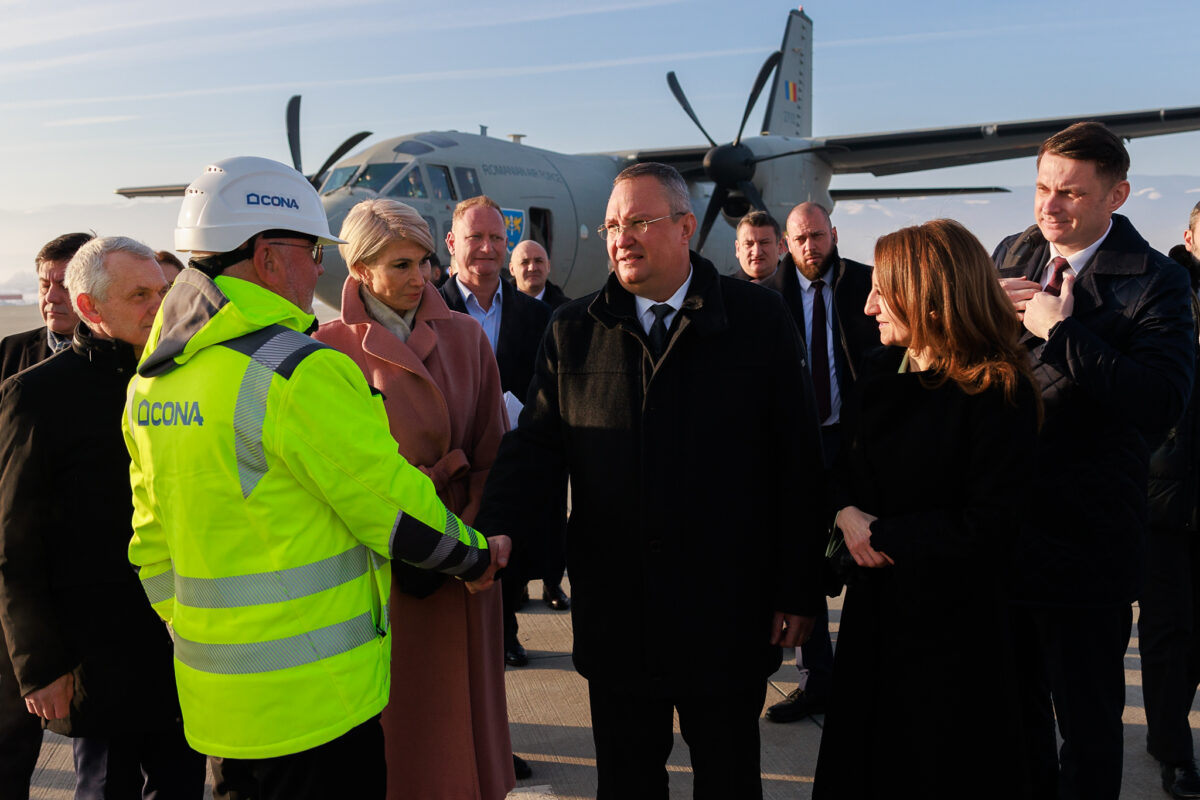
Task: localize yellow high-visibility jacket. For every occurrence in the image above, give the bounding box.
[124,270,490,759]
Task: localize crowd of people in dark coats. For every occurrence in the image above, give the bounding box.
[2,119,1200,800]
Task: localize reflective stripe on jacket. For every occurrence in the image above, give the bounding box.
[123,270,490,759]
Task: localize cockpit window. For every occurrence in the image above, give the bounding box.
[394,140,435,156]
[386,165,428,199]
[353,162,407,193]
[321,165,358,195]
[427,165,456,202]
[454,167,482,199]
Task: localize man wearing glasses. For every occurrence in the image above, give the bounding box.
[123,156,508,799]
[477,163,827,798]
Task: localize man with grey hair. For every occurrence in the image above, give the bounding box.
[0,236,205,799]
[476,162,827,797]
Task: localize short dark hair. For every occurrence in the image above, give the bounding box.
[155,250,185,271]
[737,211,781,237]
[614,162,692,215]
[1037,122,1129,185]
[36,232,94,271]
[1189,200,1200,234]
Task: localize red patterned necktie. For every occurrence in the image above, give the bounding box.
[1045,256,1069,297]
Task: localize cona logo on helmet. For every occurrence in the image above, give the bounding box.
[136,399,205,427]
[245,192,300,210]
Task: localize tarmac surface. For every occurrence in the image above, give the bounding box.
[0,305,1191,800]
[22,581,1194,800]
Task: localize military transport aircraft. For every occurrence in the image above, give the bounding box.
[117,7,1200,308]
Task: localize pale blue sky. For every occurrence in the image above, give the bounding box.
[2,0,1198,284]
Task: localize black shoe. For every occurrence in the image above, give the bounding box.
[513,754,532,779]
[505,638,528,667]
[542,583,570,611]
[1162,760,1200,799]
[764,687,826,723]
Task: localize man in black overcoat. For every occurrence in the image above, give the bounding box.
[994,122,1195,800]
[0,237,204,799]
[759,201,877,724]
[1138,200,1200,800]
[476,163,827,799]
[0,230,92,800]
[508,239,571,612]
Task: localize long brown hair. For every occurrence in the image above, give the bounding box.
[873,219,1037,408]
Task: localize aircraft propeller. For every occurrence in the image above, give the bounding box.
[285,95,373,189]
[666,51,780,251]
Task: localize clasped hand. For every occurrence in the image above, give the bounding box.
[836,505,893,568]
[464,535,511,593]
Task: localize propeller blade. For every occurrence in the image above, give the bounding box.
[696,185,728,253]
[310,131,373,189]
[738,180,766,212]
[286,95,303,173]
[734,51,781,146]
[666,71,718,148]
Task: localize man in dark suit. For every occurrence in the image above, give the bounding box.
[994,122,1195,800]
[476,162,826,798]
[440,197,551,673]
[510,239,569,310]
[440,197,551,402]
[759,201,877,724]
[0,230,92,800]
[508,239,571,614]
[733,210,783,282]
[0,232,93,382]
[1139,201,1200,800]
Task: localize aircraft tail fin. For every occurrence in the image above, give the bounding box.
[761,7,813,138]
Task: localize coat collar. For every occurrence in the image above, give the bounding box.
[588,251,727,339]
[71,322,138,373]
[339,277,452,369]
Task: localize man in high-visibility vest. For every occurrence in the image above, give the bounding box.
[124,156,509,799]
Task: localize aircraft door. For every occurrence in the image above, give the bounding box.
[528,208,552,256]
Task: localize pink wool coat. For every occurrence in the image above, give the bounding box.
[315,277,515,800]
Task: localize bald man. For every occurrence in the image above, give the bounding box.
[509,240,569,310]
[506,240,572,616]
[760,201,879,725]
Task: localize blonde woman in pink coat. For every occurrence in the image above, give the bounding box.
[315,199,514,800]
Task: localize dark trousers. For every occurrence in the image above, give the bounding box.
[72,723,205,800]
[587,680,767,800]
[0,647,41,800]
[797,423,841,698]
[1140,530,1200,765]
[210,716,384,800]
[798,608,833,698]
[1011,603,1133,800]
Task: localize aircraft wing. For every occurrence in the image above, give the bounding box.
[830,186,1009,201]
[813,105,1200,176]
[114,184,188,198]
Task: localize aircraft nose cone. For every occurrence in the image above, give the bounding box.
[703,143,756,187]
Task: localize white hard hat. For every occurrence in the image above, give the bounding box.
[175,156,346,254]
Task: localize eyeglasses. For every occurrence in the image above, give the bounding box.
[266,240,323,264]
[597,213,684,241]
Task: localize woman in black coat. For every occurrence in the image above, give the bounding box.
[813,219,1041,799]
